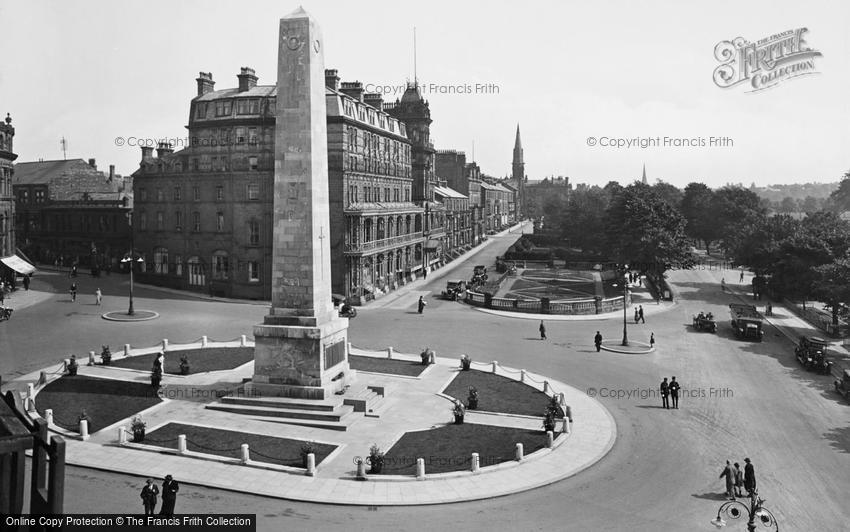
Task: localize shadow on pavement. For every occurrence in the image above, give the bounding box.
[691,492,729,501]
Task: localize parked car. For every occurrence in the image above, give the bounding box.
[795,335,831,373]
[442,280,466,301]
[835,369,850,401]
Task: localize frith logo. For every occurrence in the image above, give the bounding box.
[713,28,822,92]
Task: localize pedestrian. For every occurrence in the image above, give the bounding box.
[417,295,427,314]
[669,376,680,409]
[720,460,736,500]
[650,332,655,348]
[539,320,546,340]
[660,377,670,409]
[23,275,30,291]
[721,277,726,292]
[638,305,645,324]
[634,307,640,324]
[743,458,756,497]
[594,331,603,352]
[0,285,4,306]
[70,282,77,302]
[733,462,744,497]
[154,351,165,372]
[140,478,159,515]
[95,288,102,306]
[160,474,179,516]
[739,269,745,283]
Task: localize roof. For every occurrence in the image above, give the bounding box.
[195,85,276,102]
[480,182,513,193]
[13,159,94,185]
[13,159,122,200]
[434,185,467,200]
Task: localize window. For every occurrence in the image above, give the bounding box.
[193,186,200,201]
[156,211,164,230]
[236,127,245,144]
[394,188,400,202]
[153,247,168,274]
[216,212,224,231]
[248,220,260,245]
[173,187,181,201]
[247,183,259,200]
[19,190,29,203]
[248,156,258,171]
[212,251,229,280]
[174,254,183,277]
[195,103,206,119]
[248,127,258,144]
[216,186,224,200]
[156,189,163,201]
[191,158,199,171]
[237,99,248,114]
[139,212,147,231]
[188,256,205,286]
[211,156,218,171]
[192,211,200,232]
[215,100,232,117]
[175,211,183,231]
[248,261,260,282]
[248,99,259,113]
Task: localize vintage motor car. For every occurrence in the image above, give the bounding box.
[442,280,467,301]
[835,369,850,401]
[470,265,488,287]
[795,335,831,373]
[692,311,717,333]
[729,304,764,342]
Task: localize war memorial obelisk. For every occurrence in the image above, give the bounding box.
[248,8,351,400]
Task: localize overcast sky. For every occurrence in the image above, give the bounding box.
[1,0,848,187]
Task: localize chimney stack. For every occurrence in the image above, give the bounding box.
[156,141,173,159]
[237,67,258,92]
[88,158,97,170]
[109,164,115,182]
[196,72,215,97]
[340,81,364,102]
[325,69,340,90]
[140,146,154,162]
[364,93,384,110]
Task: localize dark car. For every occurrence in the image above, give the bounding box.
[795,336,831,373]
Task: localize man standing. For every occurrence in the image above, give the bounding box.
[417,295,427,314]
[70,282,77,302]
[739,268,745,283]
[539,320,547,340]
[720,461,736,500]
[140,478,159,515]
[744,458,756,497]
[669,376,680,409]
[594,331,603,352]
[95,288,102,306]
[160,475,179,516]
[638,305,645,324]
[23,275,30,291]
[650,332,655,349]
[660,377,670,409]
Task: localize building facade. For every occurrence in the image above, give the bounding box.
[434,184,470,259]
[480,180,513,231]
[13,159,131,271]
[0,113,18,284]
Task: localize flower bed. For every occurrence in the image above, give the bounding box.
[349,355,427,377]
[442,370,564,417]
[110,347,253,375]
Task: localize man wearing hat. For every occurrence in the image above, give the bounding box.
[743,458,756,497]
[160,474,180,516]
[140,478,159,515]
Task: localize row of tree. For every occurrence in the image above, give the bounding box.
[540,175,850,323]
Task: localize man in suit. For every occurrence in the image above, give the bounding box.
[160,474,180,516]
[140,478,159,515]
[594,331,603,352]
[669,376,681,409]
[660,378,670,409]
[719,461,736,500]
[744,458,757,497]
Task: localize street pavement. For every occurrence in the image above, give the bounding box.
[3,223,850,531]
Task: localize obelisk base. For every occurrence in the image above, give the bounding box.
[247,314,352,400]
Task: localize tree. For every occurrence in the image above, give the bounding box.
[680,182,718,251]
[800,195,820,213]
[562,185,610,253]
[828,171,850,212]
[778,196,798,214]
[651,181,683,210]
[711,187,768,255]
[812,257,850,326]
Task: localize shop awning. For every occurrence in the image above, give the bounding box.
[1,255,36,275]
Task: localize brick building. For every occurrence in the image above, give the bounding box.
[434,184,470,259]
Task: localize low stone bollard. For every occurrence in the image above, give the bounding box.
[124,344,130,357]
[471,452,480,472]
[387,346,394,359]
[201,336,208,347]
[429,351,436,364]
[162,339,169,351]
[546,431,554,448]
[521,369,527,383]
[27,383,35,400]
[38,371,47,385]
[240,335,247,347]
[178,435,187,454]
[80,420,89,441]
[562,417,571,434]
[416,458,425,479]
[348,342,353,353]
[45,409,53,425]
[306,453,316,476]
[492,361,498,373]
[356,459,367,480]
[240,444,249,464]
[88,351,96,366]
[515,443,524,461]
[118,427,126,445]
[543,381,551,394]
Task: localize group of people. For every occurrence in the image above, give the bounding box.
[719,458,756,500]
[140,475,180,515]
[633,305,646,324]
[68,283,102,305]
[659,376,681,409]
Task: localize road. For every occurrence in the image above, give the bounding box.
[3,226,849,531]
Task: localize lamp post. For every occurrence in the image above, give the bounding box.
[710,493,779,532]
[120,213,144,316]
[612,264,629,346]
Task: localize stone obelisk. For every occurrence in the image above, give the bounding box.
[248,7,351,400]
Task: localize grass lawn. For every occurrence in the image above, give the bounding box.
[36,375,162,433]
[109,347,253,375]
[378,424,554,475]
[443,370,564,417]
[145,422,337,468]
[349,355,427,377]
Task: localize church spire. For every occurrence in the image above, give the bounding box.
[641,164,647,184]
[513,124,522,161]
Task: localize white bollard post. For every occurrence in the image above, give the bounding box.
[162,339,168,351]
[546,431,554,448]
[563,417,571,434]
[387,346,394,359]
[80,419,89,441]
[356,459,367,479]
[471,452,480,472]
[45,409,53,425]
[348,342,353,353]
[416,458,425,479]
[124,344,130,357]
[26,383,35,400]
[492,361,498,373]
[201,336,208,347]
[240,444,249,464]
[515,443,524,461]
[430,350,436,364]
[544,381,551,394]
[178,435,187,454]
[118,427,126,445]
[240,334,247,347]
[521,369,526,383]
[89,351,96,365]
[306,453,317,476]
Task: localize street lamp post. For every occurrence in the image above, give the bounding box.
[121,213,144,316]
[711,492,779,532]
[612,264,629,346]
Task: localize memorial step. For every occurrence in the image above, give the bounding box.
[205,403,355,422]
[220,395,342,411]
[247,414,357,432]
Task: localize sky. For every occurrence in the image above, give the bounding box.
[1,0,849,187]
